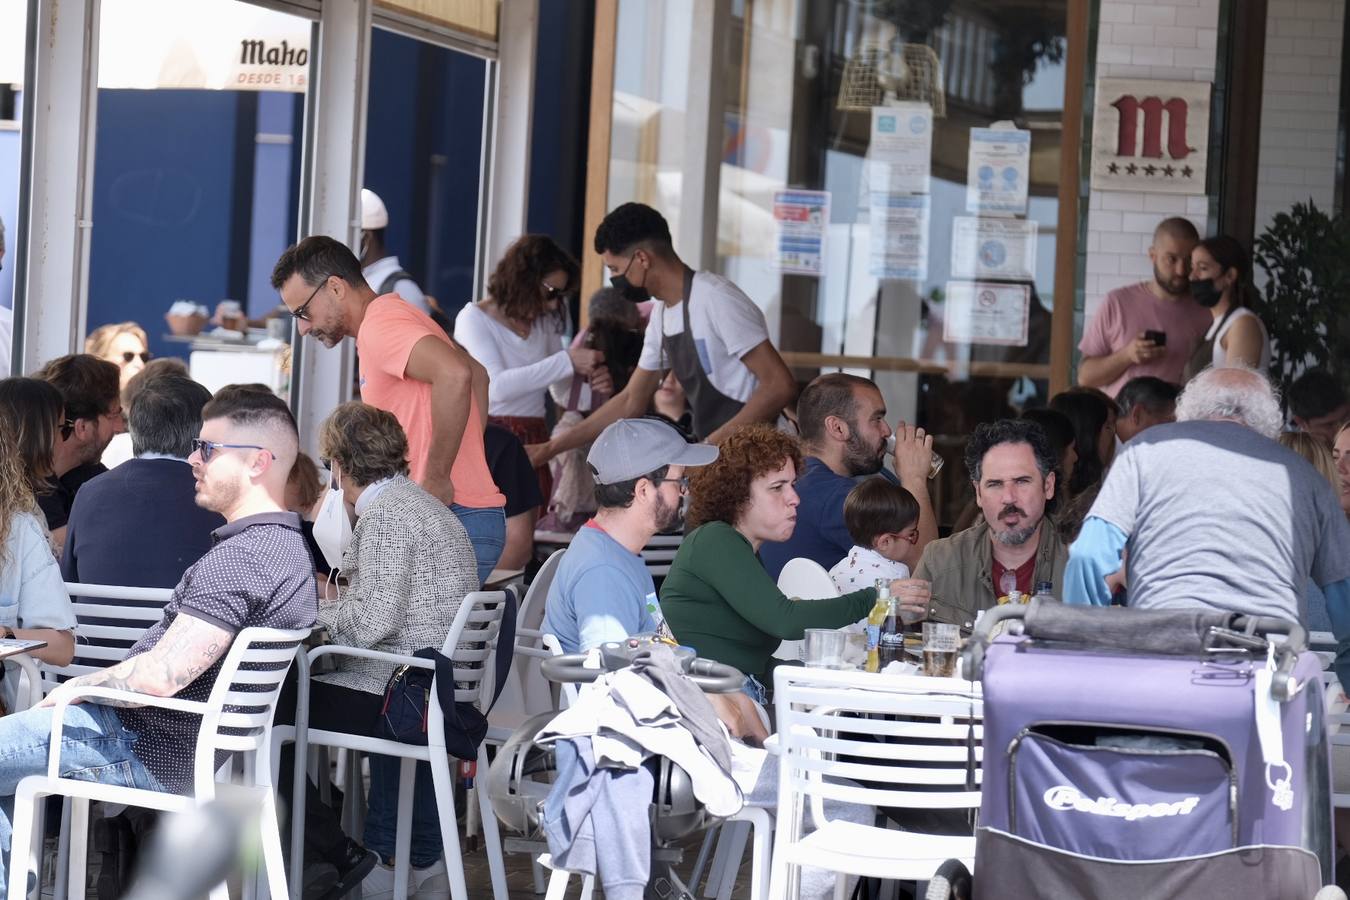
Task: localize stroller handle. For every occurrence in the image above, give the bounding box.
[540,653,746,693]
[962,601,1307,701]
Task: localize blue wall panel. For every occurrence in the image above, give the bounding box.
[87,89,242,361]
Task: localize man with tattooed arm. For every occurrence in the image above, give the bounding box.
[0,384,317,894]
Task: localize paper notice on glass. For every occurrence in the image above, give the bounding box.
[772,190,830,276]
[951,217,1038,280]
[966,126,1031,215]
[943,281,1031,347]
[869,194,930,280]
[867,103,933,195]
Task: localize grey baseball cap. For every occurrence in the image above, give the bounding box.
[587,417,719,485]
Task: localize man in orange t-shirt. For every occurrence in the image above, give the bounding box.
[272,235,506,583]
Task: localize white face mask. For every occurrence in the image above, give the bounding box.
[313,462,353,573]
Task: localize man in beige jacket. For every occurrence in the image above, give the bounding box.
[915,419,1067,629]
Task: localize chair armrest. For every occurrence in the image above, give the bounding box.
[517,627,545,640]
[47,686,207,778]
[306,645,434,670]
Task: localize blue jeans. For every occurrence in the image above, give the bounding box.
[450,504,506,586]
[363,757,443,869]
[0,703,161,898]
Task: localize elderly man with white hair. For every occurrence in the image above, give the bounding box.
[1064,366,1350,663]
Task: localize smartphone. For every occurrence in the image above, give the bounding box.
[1143,329,1167,346]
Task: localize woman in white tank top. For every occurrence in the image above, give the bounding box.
[1186,235,1271,374]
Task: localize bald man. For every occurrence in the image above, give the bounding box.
[1078,217,1212,396]
[0,385,317,891]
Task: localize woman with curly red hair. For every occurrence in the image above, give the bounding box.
[660,425,914,705]
[454,235,604,500]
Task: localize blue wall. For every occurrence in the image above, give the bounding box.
[365,28,485,316]
[87,90,243,361]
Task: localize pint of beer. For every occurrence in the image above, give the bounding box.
[922,622,959,677]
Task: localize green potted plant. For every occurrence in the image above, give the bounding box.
[1250,200,1350,404]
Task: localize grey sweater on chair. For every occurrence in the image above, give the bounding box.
[316,474,480,695]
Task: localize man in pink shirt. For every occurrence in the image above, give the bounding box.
[271,235,507,584]
[1078,217,1211,397]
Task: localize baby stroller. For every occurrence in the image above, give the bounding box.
[934,600,1345,900]
[486,637,748,900]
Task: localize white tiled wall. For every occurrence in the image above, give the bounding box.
[1084,0,1221,320]
[1253,0,1344,240]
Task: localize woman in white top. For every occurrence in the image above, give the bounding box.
[454,235,603,501]
[0,406,76,710]
[1187,235,1271,376]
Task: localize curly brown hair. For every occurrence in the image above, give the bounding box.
[319,401,410,487]
[487,234,579,323]
[686,424,802,530]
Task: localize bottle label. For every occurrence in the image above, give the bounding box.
[879,632,905,647]
[865,624,880,650]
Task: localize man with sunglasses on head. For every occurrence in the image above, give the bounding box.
[525,203,797,468]
[0,386,317,894]
[33,354,126,550]
[272,236,507,585]
[543,417,718,654]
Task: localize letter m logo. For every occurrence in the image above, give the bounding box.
[240,40,265,65]
[1111,95,1193,160]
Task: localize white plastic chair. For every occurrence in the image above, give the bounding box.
[285,591,511,900]
[34,583,175,897]
[7,624,310,900]
[775,558,839,663]
[490,548,567,738]
[768,666,982,898]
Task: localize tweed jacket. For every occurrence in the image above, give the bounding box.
[316,475,479,694]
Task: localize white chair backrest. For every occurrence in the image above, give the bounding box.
[42,583,175,695]
[518,549,566,639]
[773,666,983,828]
[774,560,838,661]
[640,533,683,579]
[539,633,578,708]
[193,625,310,795]
[438,590,511,709]
[777,558,839,599]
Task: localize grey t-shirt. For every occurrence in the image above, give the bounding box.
[1089,420,1350,623]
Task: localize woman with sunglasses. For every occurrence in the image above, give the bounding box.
[85,321,151,391]
[454,235,602,501]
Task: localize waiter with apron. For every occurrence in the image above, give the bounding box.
[526,202,797,467]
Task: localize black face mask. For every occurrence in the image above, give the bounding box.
[1191,277,1223,308]
[611,254,651,303]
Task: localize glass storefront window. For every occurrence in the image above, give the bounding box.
[0,2,25,374]
[87,0,311,402]
[606,0,1071,525]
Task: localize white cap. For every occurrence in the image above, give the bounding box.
[360,189,389,230]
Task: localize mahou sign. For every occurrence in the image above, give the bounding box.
[1090,78,1210,195]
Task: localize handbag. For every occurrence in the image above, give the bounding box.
[376,593,517,759]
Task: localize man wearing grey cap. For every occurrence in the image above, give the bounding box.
[543,417,717,653]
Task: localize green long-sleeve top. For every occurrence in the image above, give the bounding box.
[659,521,877,681]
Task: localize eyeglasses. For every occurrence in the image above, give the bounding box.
[192,438,267,463]
[59,417,75,441]
[541,282,573,300]
[120,351,151,365]
[293,276,329,322]
[653,476,690,494]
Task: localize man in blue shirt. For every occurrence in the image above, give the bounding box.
[544,418,717,653]
[760,373,937,579]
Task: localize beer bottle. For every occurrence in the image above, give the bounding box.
[877,581,905,668]
[864,582,890,673]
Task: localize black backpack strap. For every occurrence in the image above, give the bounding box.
[377,269,416,296]
[431,591,518,715]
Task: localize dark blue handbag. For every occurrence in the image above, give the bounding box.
[376,593,517,759]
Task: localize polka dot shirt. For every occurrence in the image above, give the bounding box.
[115,512,318,794]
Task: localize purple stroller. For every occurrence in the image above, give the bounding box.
[937,601,1342,900]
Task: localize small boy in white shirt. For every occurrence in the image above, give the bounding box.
[829,478,922,593]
